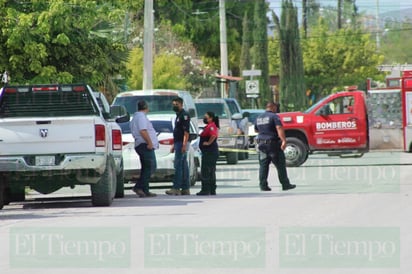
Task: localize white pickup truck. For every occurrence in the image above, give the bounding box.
[0,84,129,209]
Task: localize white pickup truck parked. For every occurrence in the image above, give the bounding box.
[0,84,129,209]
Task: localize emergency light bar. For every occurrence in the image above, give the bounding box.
[32,86,59,92]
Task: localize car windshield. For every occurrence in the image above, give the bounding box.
[113,95,175,115]
[225,100,239,115]
[195,103,228,118]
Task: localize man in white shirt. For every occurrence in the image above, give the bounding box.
[130,100,159,197]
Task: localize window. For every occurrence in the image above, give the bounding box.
[325,96,355,115]
[195,103,228,118]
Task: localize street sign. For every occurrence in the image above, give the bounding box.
[246,80,259,94]
[246,94,259,98]
[242,70,262,77]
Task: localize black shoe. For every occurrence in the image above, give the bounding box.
[210,190,216,195]
[196,191,211,196]
[282,184,296,191]
[132,188,146,197]
[260,186,271,191]
[144,192,157,197]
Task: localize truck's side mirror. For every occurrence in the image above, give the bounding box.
[110,105,130,123]
[317,105,331,116]
[232,113,242,120]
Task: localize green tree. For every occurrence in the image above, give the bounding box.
[0,0,127,89]
[126,47,186,90]
[380,20,412,63]
[252,0,270,105]
[127,21,214,94]
[268,36,281,76]
[302,19,384,98]
[273,0,306,111]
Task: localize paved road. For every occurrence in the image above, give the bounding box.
[0,151,411,274]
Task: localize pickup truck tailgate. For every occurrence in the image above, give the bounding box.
[0,117,97,156]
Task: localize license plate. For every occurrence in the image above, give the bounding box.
[35,156,55,166]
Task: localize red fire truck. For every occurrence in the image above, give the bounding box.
[279,87,369,167]
[280,71,412,167]
[401,71,412,152]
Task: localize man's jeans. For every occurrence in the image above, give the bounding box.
[173,142,190,190]
[135,144,157,193]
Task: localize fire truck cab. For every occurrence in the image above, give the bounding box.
[278,87,369,167]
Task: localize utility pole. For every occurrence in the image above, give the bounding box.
[143,0,154,90]
[219,0,228,98]
[376,0,381,50]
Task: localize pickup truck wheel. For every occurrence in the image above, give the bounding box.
[226,152,238,164]
[3,186,25,205]
[238,146,246,160]
[0,183,4,210]
[114,167,124,198]
[284,137,308,167]
[115,162,125,198]
[91,157,116,206]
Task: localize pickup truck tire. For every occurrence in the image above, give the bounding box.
[115,161,125,198]
[0,183,4,210]
[284,137,308,167]
[226,152,238,165]
[3,186,25,205]
[91,157,116,206]
[238,144,246,160]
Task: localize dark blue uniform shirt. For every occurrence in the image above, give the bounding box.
[254,110,282,141]
[173,109,190,142]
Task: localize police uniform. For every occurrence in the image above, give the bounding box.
[172,109,191,191]
[255,110,293,191]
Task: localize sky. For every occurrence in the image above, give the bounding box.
[269,0,412,15]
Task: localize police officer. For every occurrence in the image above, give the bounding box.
[254,102,296,191]
[165,97,191,196]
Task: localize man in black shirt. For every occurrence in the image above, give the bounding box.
[254,102,296,191]
[166,97,191,195]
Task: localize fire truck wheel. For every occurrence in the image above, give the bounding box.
[284,137,308,167]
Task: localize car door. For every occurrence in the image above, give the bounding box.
[311,94,365,149]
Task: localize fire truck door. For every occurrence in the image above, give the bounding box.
[312,95,366,149]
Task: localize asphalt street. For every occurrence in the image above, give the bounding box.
[0,151,411,274]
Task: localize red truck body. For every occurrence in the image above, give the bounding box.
[278,88,370,166]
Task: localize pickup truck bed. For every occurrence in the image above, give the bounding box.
[0,84,128,209]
